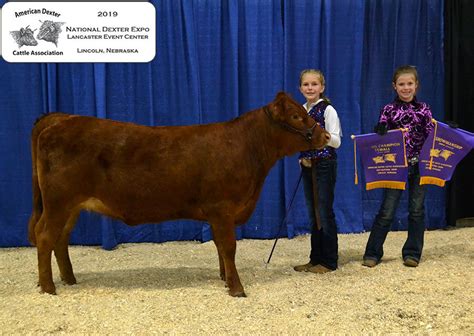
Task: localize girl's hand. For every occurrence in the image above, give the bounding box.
[300,158,312,168]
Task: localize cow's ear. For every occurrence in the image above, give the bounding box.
[270,97,285,121]
[274,91,287,101]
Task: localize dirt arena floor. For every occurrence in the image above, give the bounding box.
[1,226,472,335]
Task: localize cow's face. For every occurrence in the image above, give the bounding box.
[269,92,330,150]
[37,20,64,46]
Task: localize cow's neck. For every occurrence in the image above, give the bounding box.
[261,108,304,161]
[238,109,292,173]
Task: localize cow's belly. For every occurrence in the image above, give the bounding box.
[80,196,209,225]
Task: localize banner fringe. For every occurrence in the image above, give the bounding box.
[366,181,406,190]
[420,176,445,187]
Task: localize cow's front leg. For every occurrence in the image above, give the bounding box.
[211,228,226,281]
[209,216,245,297]
[216,247,226,281]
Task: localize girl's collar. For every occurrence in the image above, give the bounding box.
[304,98,324,111]
[394,96,422,109]
[395,96,418,104]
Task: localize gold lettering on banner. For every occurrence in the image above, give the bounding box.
[421,159,453,171]
[435,137,463,150]
[371,142,401,154]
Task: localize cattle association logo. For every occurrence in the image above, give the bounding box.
[11,20,65,48]
[4,6,66,57]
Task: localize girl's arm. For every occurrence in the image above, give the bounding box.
[324,106,342,148]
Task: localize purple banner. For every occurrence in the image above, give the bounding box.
[419,120,474,187]
[353,129,408,190]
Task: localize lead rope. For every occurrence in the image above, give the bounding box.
[265,170,303,266]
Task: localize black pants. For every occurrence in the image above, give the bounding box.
[302,159,338,270]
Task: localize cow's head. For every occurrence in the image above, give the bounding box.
[265,92,330,152]
[37,20,64,46]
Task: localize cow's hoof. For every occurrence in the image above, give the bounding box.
[229,290,247,298]
[39,284,57,295]
[40,288,57,295]
[61,275,77,285]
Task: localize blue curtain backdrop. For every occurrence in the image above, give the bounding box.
[0,0,445,248]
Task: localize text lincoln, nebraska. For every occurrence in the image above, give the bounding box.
[77,48,139,53]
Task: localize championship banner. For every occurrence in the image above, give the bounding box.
[419,120,474,187]
[352,129,408,190]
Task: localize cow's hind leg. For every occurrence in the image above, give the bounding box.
[54,211,80,285]
[36,210,70,294]
[27,208,41,246]
[209,217,245,297]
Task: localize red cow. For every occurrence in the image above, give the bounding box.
[28,92,329,297]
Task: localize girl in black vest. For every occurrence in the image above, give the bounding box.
[293,69,342,273]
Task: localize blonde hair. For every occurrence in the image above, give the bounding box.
[299,69,331,104]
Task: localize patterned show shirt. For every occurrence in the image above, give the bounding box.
[379,97,434,160]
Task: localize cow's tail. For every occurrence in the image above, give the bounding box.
[28,113,72,246]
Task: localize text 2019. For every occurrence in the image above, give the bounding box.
[98,11,118,17]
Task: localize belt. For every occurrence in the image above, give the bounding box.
[408,156,419,165]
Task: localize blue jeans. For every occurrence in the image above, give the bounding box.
[364,163,426,263]
[302,159,338,270]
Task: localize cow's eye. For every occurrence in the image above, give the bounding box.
[292,114,300,120]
